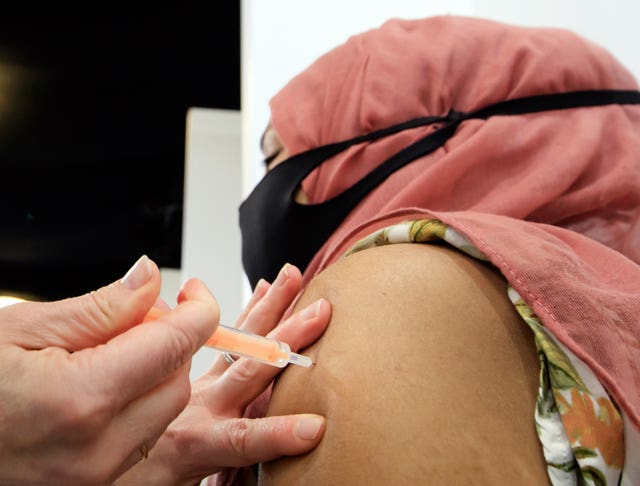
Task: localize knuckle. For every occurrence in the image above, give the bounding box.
[51,392,109,439]
[163,325,196,374]
[230,359,258,384]
[86,288,116,324]
[168,421,200,457]
[224,419,251,457]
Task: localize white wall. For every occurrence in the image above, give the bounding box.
[181,108,243,380]
[182,108,243,323]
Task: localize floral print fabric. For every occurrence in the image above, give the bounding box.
[346,219,636,485]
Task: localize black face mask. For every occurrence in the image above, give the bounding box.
[239,90,640,289]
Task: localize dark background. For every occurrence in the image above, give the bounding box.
[0,5,240,300]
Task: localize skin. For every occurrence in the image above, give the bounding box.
[0,255,217,484]
[260,123,288,170]
[0,256,331,485]
[115,264,331,485]
[260,244,550,485]
[260,124,308,204]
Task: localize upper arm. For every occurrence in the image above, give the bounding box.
[260,243,548,485]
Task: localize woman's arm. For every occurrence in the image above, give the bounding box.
[260,243,549,485]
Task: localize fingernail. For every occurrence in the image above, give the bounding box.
[121,255,153,290]
[295,415,324,440]
[153,296,171,311]
[254,279,270,295]
[299,300,321,320]
[275,264,291,287]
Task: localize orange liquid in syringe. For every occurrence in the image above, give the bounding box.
[143,307,291,366]
[206,326,289,365]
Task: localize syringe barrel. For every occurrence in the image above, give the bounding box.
[207,325,291,367]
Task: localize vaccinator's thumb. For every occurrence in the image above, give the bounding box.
[0,255,161,350]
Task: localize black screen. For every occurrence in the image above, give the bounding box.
[0,5,240,300]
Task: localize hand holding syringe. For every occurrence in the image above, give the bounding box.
[144,307,314,368]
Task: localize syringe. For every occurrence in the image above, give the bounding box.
[206,325,313,368]
[143,307,313,368]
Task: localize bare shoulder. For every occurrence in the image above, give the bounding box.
[307,241,508,310]
[260,243,548,485]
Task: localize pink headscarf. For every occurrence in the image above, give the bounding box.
[269,16,640,430]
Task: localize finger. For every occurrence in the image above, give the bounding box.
[153,296,171,311]
[207,264,302,376]
[205,299,330,414]
[231,279,271,328]
[78,278,219,410]
[201,414,326,468]
[1,255,161,350]
[237,263,303,336]
[107,363,192,481]
[206,278,271,373]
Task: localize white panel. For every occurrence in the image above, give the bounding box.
[182,108,242,380]
[159,268,181,305]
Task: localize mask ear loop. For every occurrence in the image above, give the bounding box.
[264,111,459,206]
[296,89,640,213]
[251,88,640,215]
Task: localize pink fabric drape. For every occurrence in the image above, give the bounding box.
[269,16,640,429]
